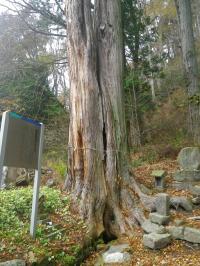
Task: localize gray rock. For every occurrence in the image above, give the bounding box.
[172,181,191,190]
[0,260,25,266]
[156,193,170,216]
[15,176,28,187]
[168,226,184,239]
[0,167,8,188]
[177,147,200,170]
[170,196,193,212]
[192,197,200,205]
[46,178,56,188]
[142,220,166,234]
[143,233,171,249]
[184,227,200,243]
[183,227,200,243]
[102,244,131,264]
[190,185,200,195]
[173,170,200,182]
[149,212,170,225]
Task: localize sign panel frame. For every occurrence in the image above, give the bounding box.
[0,111,44,238]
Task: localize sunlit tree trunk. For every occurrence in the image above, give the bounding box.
[65,0,142,239]
[175,0,200,143]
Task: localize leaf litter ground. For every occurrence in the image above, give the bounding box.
[84,155,200,266]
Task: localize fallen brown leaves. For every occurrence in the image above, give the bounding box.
[129,229,200,266]
[83,155,200,265]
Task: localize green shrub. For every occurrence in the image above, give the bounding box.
[0,187,65,230]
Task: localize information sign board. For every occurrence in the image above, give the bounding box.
[0,111,44,238]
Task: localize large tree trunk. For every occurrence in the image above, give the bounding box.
[65,0,142,238]
[175,0,200,143]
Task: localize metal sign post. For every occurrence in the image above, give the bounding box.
[0,111,44,238]
[0,112,9,188]
[30,123,44,238]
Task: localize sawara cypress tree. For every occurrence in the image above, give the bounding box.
[65,0,149,238]
[175,0,200,143]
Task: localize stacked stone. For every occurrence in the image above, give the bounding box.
[169,225,200,244]
[143,194,172,249]
[173,147,200,191]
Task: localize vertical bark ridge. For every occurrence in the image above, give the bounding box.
[66,0,107,237]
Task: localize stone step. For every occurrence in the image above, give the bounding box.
[149,212,170,225]
[168,226,184,240]
[142,220,166,234]
[168,226,200,244]
[184,227,200,243]
[143,233,171,249]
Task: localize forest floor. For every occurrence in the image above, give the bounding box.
[83,154,200,266]
[0,185,88,266]
[1,154,200,265]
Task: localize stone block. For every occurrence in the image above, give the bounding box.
[173,170,200,182]
[190,185,200,195]
[102,244,131,264]
[172,181,191,190]
[177,147,200,170]
[170,196,193,212]
[142,220,166,234]
[156,193,170,216]
[0,260,25,266]
[184,227,200,243]
[168,226,184,240]
[192,197,200,205]
[15,176,29,187]
[149,212,170,225]
[143,233,171,249]
[46,178,56,188]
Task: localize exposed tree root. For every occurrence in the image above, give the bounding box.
[65,173,193,240]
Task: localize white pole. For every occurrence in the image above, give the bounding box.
[30,123,44,238]
[0,111,10,188]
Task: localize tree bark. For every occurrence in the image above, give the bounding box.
[65,0,140,238]
[175,0,200,143]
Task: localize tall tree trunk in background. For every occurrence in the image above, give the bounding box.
[65,0,140,239]
[122,0,142,148]
[126,85,142,148]
[175,0,200,144]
